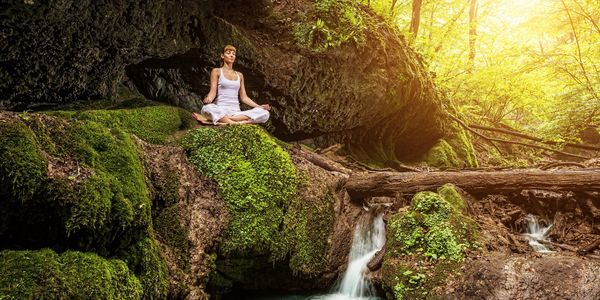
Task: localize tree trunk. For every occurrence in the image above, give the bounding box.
[345,169,600,199]
[410,0,423,36]
[468,0,478,70]
[390,0,398,16]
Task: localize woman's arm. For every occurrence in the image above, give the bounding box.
[203,68,220,104]
[239,72,271,110]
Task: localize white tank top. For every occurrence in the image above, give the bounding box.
[215,68,241,110]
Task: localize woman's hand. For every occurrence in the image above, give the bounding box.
[260,104,271,110]
[203,97,213,104]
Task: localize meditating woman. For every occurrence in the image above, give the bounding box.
[194,45,270,125]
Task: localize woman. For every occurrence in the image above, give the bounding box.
[194,45,270,125]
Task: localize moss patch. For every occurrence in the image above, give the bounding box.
[382,186,478,299]
[274,180,336,274]
[154,205,189,271]
[0,119,47,203]
[0,113,168,299]
[421,139,460,168]
[46,105,195,144]
[0,248,142,299]
[293,0,368,52]
[182,125,298,256]
[117,237,169,300]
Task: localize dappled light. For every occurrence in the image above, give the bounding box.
[366,0,599,153]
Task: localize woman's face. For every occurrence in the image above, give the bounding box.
[222,49,236,64]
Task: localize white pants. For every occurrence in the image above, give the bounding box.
[201,104,270,125]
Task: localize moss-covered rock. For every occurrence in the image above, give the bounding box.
[0,111,169,299]
[183,125,341,295]
[421,125,477,169]
[0,119,47,203]
[47,104,196,144]
[0,1,203,108]
[117,237,169,300]
[273,173,336,275]
[421,139,460,168]
[182,125,298,256]
[381,186,479,299]
[0,248,142,299]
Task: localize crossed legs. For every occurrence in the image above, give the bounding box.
[218,115,252,124]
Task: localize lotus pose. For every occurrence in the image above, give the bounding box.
[194,45,270,125]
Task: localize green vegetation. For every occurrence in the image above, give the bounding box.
[383,185,478,299]
[0,120,47,203]
[0,112,169,299]
[365,0,600,157]
[0,248,142,299]
[154,205,189,270]
[47,105,195,144]
[421,139,460,168]
[294,0,368,52]
[274,183,336,274]
[117,237,169,300]
[182,125,298,255]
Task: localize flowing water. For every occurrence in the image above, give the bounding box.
[522,214,554,253]
[308,213,386,300]
[237,213,386,300]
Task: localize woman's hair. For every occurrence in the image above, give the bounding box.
[220,44,236,66]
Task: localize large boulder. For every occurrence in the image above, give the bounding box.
[2,0,446,164]
[0,0,206,108]
[128,0,446,162]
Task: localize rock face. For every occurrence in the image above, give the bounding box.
[139,139,229,299]
[129,0,446,162]
[0,0,206,108]
[2,0,446,163]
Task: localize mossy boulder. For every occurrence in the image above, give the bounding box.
[0,1,203,108]
[381,185,479,299]
[182,125,339,294]
[0,111,169,299]
[0,248,142,299]
[421,123,477,169]
[421,139,461,168]
[127,0,446,164]
[182,125,298,256]
[47,104,196,144]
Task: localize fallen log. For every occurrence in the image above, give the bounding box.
[577,238,600,256]
[346,169,600,199]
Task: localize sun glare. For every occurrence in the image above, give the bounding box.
[490,0,544,27]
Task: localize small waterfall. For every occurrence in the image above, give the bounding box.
[311,213,385,300]
[522,214,554,253]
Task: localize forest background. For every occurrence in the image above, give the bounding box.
[364,0,599,158]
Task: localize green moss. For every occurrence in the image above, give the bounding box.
[0,119,47,202]
[383,187,478,299]
[47,105,195,144]
[117,237,169,300]
[421,139,460,168]
[1,116,145,252]
[390,191,474,261]
[437,183,466,211]
[293,0,367,52]
[447,123,478,168]
[182,125,298,256]
[274,186,335,274]
[154,205,189,270]
[0,248,142,299]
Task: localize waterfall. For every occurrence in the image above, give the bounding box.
[522,214,554,253]
[311,213,385,300]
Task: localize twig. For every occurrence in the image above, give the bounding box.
[577,238,600,256]
[540,162,587,170]
[469,124,600,152]
[447,113,504,154]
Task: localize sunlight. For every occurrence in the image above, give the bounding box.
[489,0,544,27]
